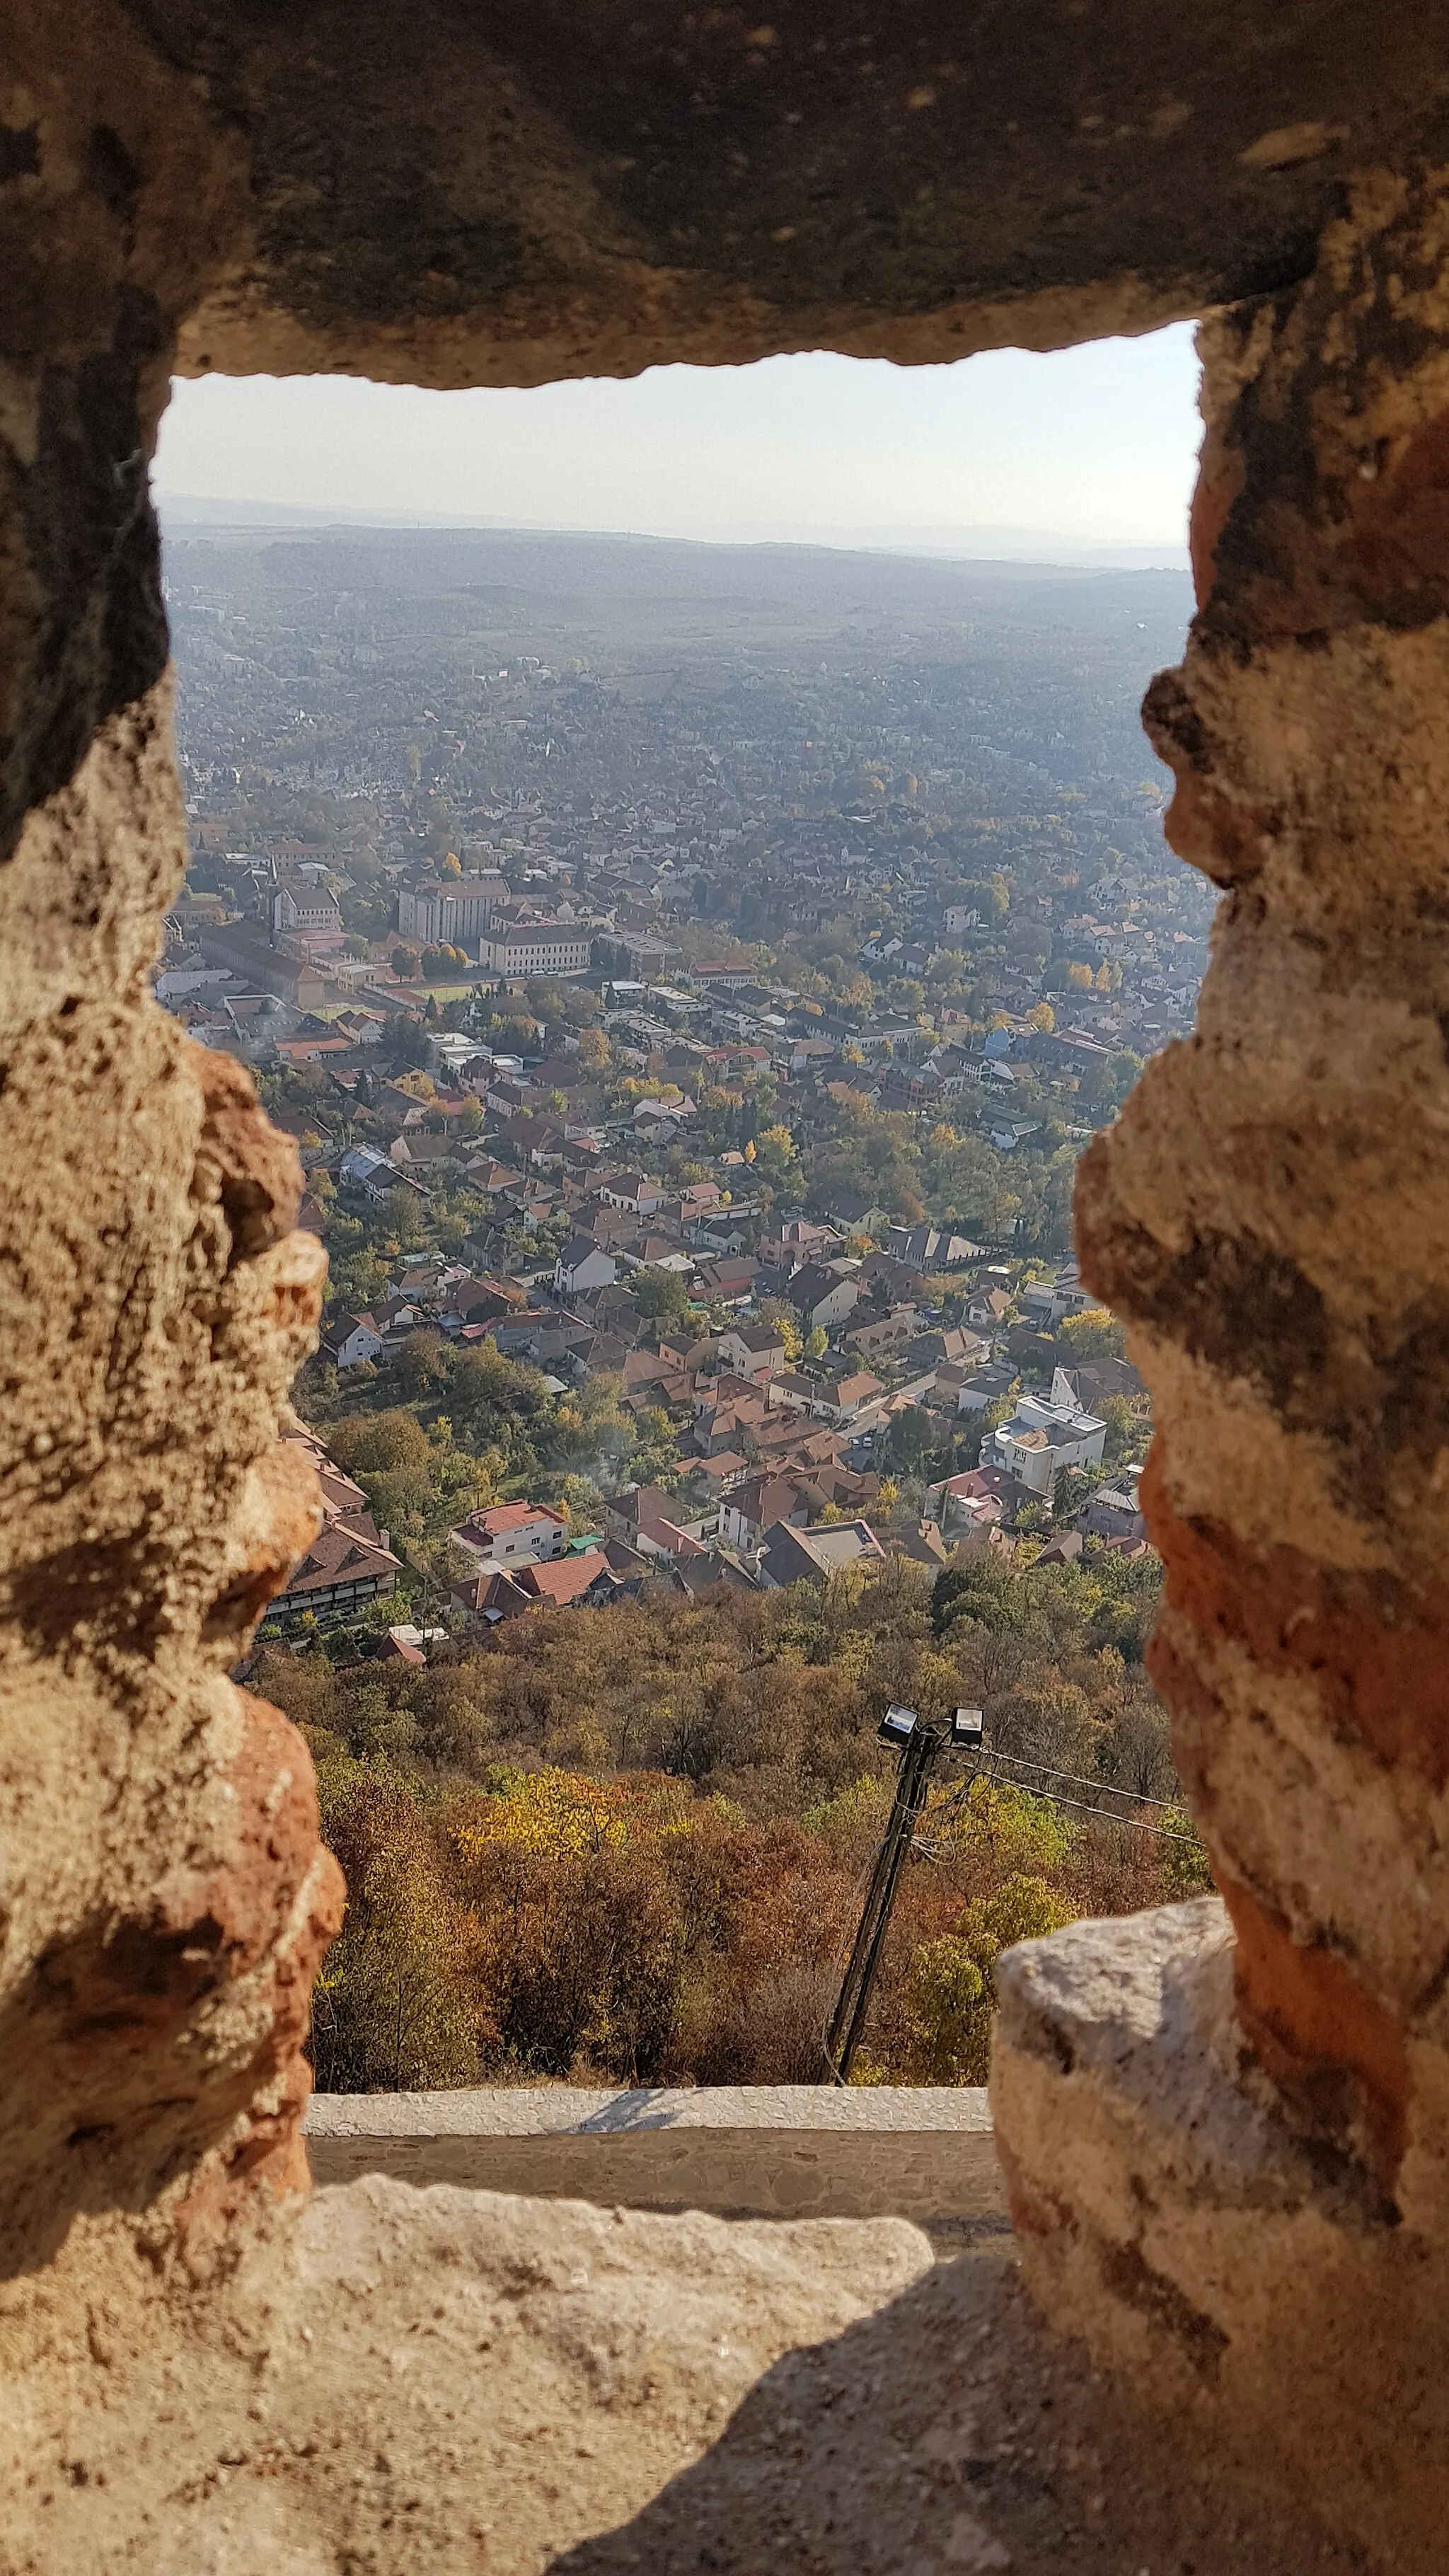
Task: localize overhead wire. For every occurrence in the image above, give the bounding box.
[982,1747,1179,1810]
[916,1749,1201,1848]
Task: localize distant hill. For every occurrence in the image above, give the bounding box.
[161,519,1194,657]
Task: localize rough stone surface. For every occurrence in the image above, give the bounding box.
[974,168,1449,2562]
[1075,166,1449,2207]
[993,1902,1449,2572]
[6,2,1449,2565]
[304,2086,1005,2230]
[0,2178,1376,2576]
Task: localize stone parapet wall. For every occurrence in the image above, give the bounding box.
[305,2085,1003,2229]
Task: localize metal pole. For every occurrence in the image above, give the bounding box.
[824,1724,942,2084]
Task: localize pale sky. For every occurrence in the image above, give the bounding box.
[155,325,1201,558]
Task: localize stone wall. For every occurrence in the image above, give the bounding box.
[304,2086,1004,2234]
[8,4,1449,2567]
[991,168,1449,2570]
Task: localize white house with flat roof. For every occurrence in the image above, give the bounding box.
[981,1393,1107,1498]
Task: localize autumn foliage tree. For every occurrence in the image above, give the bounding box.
[267,1545,1205,2094]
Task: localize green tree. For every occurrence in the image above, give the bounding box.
[632,1269,690,1321]
[1057,1307,1126,1363]
[903,1875,1074,2084]
[885,1404,937,1476]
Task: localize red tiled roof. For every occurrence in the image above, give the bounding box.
[518,1549,611,1604]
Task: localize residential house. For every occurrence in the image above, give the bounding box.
[887,1223,944,1272]
[554,1238,619,1297]
[599,1170,668,1215]
[265,1426,401,1624]
[983,1394,1107,1498]
[720,1472,813,1556]
[689,1208,756,1256]
[693,1257,759,1307]
[454,1547,615,1622]
[1051,1357,1148,1412]
[603,1484,717,1556]
[1022,1261,1099,1327]
[925,1465,1015,1536]
[321,1310,384,1370]
[1075,1480,1148,1544]
[388,1131,458,1177]
[956,1363,1020,1415]
[826,1190,888,1237]
[890,1520,955,1570]
[966,1283,1012,1331]
[846,1305,922,1361]
[787,1261,862,1335]
[757,1519,887,1588]
[449,1501,569,1572]
[715,1323,788,1383]
[338,1144,402,1204]
[807,1370,884,1427]
[758,1217,838,1278]
[765,1370,816,1416]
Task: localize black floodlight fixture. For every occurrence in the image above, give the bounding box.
[951,1706,986,1750]
[879,1704,918,1749]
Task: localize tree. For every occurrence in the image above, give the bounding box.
[751,1124,803,1196]
[885,1404,937,1475]
[904,1876,1073,2084]
[391,945,420,981]
[383,1017,430,1073]
[804,1324,828,1359]
[311,1770,484,2092]
[1057,1307,1126,1363]
[632,1268,690,1321]
[395,1328,451,1401]
[382,1186,427,1250]
[757,1298,803,1361]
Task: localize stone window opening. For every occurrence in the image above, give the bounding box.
[6,6,1449,2568]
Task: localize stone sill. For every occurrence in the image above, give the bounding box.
[304,2084,1004,2231]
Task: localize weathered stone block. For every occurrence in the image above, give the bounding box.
[993,1898,1449,2571]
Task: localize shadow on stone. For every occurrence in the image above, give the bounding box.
[550,2253,1378,2576]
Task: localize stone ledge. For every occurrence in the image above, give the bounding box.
[1,2176,1366,2574]
[304,2084,1003,2225]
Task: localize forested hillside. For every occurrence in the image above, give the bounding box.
[260,1542,1205,2091]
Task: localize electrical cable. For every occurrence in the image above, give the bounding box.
[983,1747,1179,1809]
[976,1762,1200,1843]
[916,1751,1198,1847]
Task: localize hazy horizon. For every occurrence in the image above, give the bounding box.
[156,330,1201,565]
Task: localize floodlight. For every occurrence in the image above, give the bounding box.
[879,1704,918,1748]
[950,1706,985,1748]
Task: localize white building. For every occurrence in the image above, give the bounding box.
[397,876,509,947]
[982,1394,1107,1498]
[478,922,593,976]
[322,1310,384,1370]
[554,1238,619,1296]
[450,1502,568,1570]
